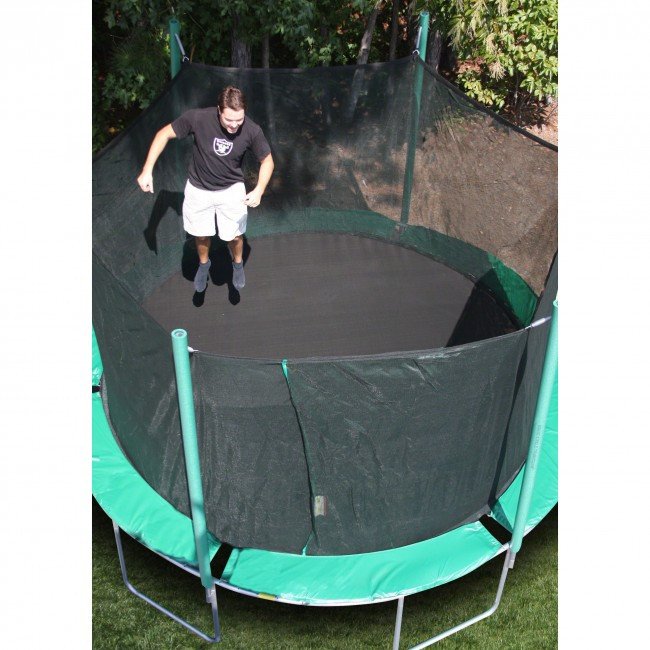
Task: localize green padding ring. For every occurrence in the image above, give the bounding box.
[221,521,502,604]
[92,392,221,565]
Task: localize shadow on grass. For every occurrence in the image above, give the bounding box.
[92,499,557,649]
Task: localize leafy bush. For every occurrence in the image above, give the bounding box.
[429,0,557,114]
[102,28,168,110]
[93,1,170,152]
[92,0,558,153]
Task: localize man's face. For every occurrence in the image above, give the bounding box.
[219,107,245,134]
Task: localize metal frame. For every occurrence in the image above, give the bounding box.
[113,520,513,649]
[107,328,223,643]
[392,546,514,649]
[392,302,557,648]
[401,11,429,224]
[113,517,520,649]
[112,521,221,643]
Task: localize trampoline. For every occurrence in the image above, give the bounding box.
[92,38,558,648]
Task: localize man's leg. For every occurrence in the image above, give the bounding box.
[216,183,247,291]
[227,236,243,264]
[182,180,217,294]
[194,236,212,292]
[228,236,245,290]
[196,236,212,263]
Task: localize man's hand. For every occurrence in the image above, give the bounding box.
[137,171,154,193]
[243,187,263,207]
[136,124,177,194]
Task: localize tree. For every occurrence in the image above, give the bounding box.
[92,0,557,153]
[425,0,558,114]
[356,2,384,65]
[93,0,170,151]
[231,10,251,67]
[388,0,401,61]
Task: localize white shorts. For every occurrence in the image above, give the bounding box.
[182,180,247,241]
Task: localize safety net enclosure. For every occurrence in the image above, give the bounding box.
[92,51,557,644]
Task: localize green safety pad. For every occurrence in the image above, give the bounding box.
[92,392,221,565]
[222,521,503,604]
[491,369,558,532]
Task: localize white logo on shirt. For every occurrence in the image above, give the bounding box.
[213,138,233,156]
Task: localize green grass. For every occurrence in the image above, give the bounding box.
[93,500,557,649]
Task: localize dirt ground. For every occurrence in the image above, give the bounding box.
[336,101,558,293]
[521,99,558,146]
[451,62,558,147]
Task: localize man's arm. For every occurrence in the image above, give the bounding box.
[136,124,177,193]
[244,153,275,207]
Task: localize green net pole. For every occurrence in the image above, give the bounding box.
[169,18,181,79]
[400,11,429,224]
[171,329,214,589]
[510,300,558,554]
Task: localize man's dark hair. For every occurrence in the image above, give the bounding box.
[218,86,247,112]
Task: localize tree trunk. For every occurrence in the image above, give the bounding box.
[231,12,251,68]
[261,32,276,141]
[319,26,332,125]
[426,27,443,71]
[356,2,382,65]
[262,33,270,69]
[406,0,416,51]
[389,0,400,61]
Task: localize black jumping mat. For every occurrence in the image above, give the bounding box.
[142,232,516,359]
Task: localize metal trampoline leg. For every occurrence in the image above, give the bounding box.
[408,547,513,650]
[112,521,221,643]
[393,595,405,650]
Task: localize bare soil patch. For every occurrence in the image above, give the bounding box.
[519,99,558,146]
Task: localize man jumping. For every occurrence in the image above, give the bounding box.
[137,86,274,293]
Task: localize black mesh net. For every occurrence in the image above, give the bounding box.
[93,57,557,555]
[411,65,557,294]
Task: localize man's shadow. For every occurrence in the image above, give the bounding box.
[181,234,251,307]
[143,190,184,254]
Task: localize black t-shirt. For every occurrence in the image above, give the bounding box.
[171,108,271,191]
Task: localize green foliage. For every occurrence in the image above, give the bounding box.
[102,0,170,30]
[92,1,557,152]
[286,0,378,67]
[92,63,110,153]
[427,0,557,112]
[93,0,391,152]
[204,0,379,67]
[93,1,171,152]
[102,28,168,110]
